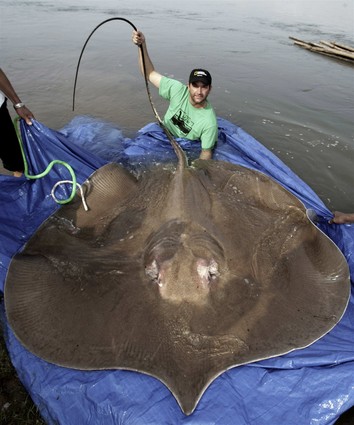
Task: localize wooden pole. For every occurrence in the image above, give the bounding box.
[289,37,354,64]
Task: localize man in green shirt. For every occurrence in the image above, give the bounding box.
[132,31,217,160]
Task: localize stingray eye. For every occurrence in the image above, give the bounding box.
[208,259,220,281]
[145,260,162,286]
[197,258,220,286]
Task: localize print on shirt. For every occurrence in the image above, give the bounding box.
[171,110,193,135]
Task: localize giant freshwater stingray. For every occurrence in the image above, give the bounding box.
[4,136,350,415]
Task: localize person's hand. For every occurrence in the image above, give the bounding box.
[15,105,34,125]
[132,30,145,46]
[329,211,354,224]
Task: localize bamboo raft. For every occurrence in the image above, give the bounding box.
[289,37,354,64]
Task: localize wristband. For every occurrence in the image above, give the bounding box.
[14,102,25,109]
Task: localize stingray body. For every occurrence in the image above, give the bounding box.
[4,139,350,414]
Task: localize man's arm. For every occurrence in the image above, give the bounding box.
[132,31,162,89]
[199,149,212,160]
[0,68,34,125]
[329,211,354,224]
[199,123,217,160]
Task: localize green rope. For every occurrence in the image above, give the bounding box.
[14,117,77,205]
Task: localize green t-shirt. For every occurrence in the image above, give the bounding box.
[159,77,218,150]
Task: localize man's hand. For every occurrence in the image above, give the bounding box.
[132,30,145,46]
[329,211,354,224]
[15,105,34,125]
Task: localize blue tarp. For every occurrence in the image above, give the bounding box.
[1,116,354,425]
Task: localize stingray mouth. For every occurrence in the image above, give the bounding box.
[143,221,225,303]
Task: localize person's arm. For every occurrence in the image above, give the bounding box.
[199,123,217,160]
[199,149,212,160]
[329,211,354,224]
[0,68,34,125]
[132,31,162,89]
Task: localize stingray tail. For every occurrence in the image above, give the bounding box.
[160,124,188,170]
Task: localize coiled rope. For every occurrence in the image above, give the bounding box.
[14,117,87,207]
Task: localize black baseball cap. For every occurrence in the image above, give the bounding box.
[189,69,212,86]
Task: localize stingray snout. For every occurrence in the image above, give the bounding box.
[144,254,220,304]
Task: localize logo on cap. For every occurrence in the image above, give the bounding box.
[194,71,207,77]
